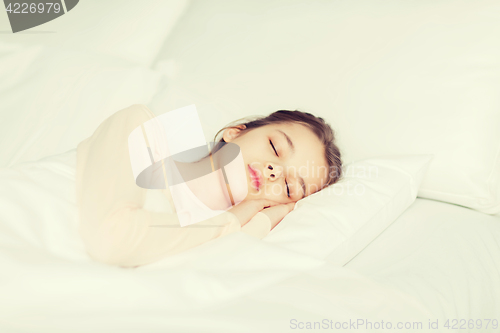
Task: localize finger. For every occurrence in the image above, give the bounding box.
[262,204,290,216]
[261,199,281,208]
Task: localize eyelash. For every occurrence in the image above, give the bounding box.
[270,140,290,198]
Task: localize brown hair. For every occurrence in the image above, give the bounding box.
[211,110,343,192]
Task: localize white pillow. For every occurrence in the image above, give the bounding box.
[0,43,165,168]
[263,154,433,266]
[0,0,190,66]
[150,0,500,215]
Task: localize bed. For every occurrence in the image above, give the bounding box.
[0,149,498,332]
[1,1,499,332]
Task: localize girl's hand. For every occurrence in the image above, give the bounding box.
[260,202,296,230]
[227,198,281,227]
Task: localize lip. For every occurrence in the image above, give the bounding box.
[248,164,262,190]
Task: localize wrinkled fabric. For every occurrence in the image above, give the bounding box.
[75,104,271,268]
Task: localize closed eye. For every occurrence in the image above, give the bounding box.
[270,140,278,157]
[271,140,290,198]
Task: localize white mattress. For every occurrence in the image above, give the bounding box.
[1,150,499,333]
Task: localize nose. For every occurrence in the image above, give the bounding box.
[263,162,283,181]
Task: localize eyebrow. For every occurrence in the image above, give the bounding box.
[277,129,306,199]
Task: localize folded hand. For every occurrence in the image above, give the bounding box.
[260,202,296,230]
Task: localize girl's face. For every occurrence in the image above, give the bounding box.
[223,122,329,203]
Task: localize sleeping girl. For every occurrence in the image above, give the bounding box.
[75,104,342,268]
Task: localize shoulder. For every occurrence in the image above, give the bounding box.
[113,104,157,125]
[93,104,158,141]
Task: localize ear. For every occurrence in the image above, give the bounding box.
[222,124,246,142]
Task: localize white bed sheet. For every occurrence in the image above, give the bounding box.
[346,198,500,328]
[0,150,497,333]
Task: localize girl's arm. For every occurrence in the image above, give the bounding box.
[75,104,273,268]
[79,198,242,268]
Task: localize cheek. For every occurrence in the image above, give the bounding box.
[238,140,261,157]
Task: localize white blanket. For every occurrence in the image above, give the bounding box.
[0,150,440,333]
